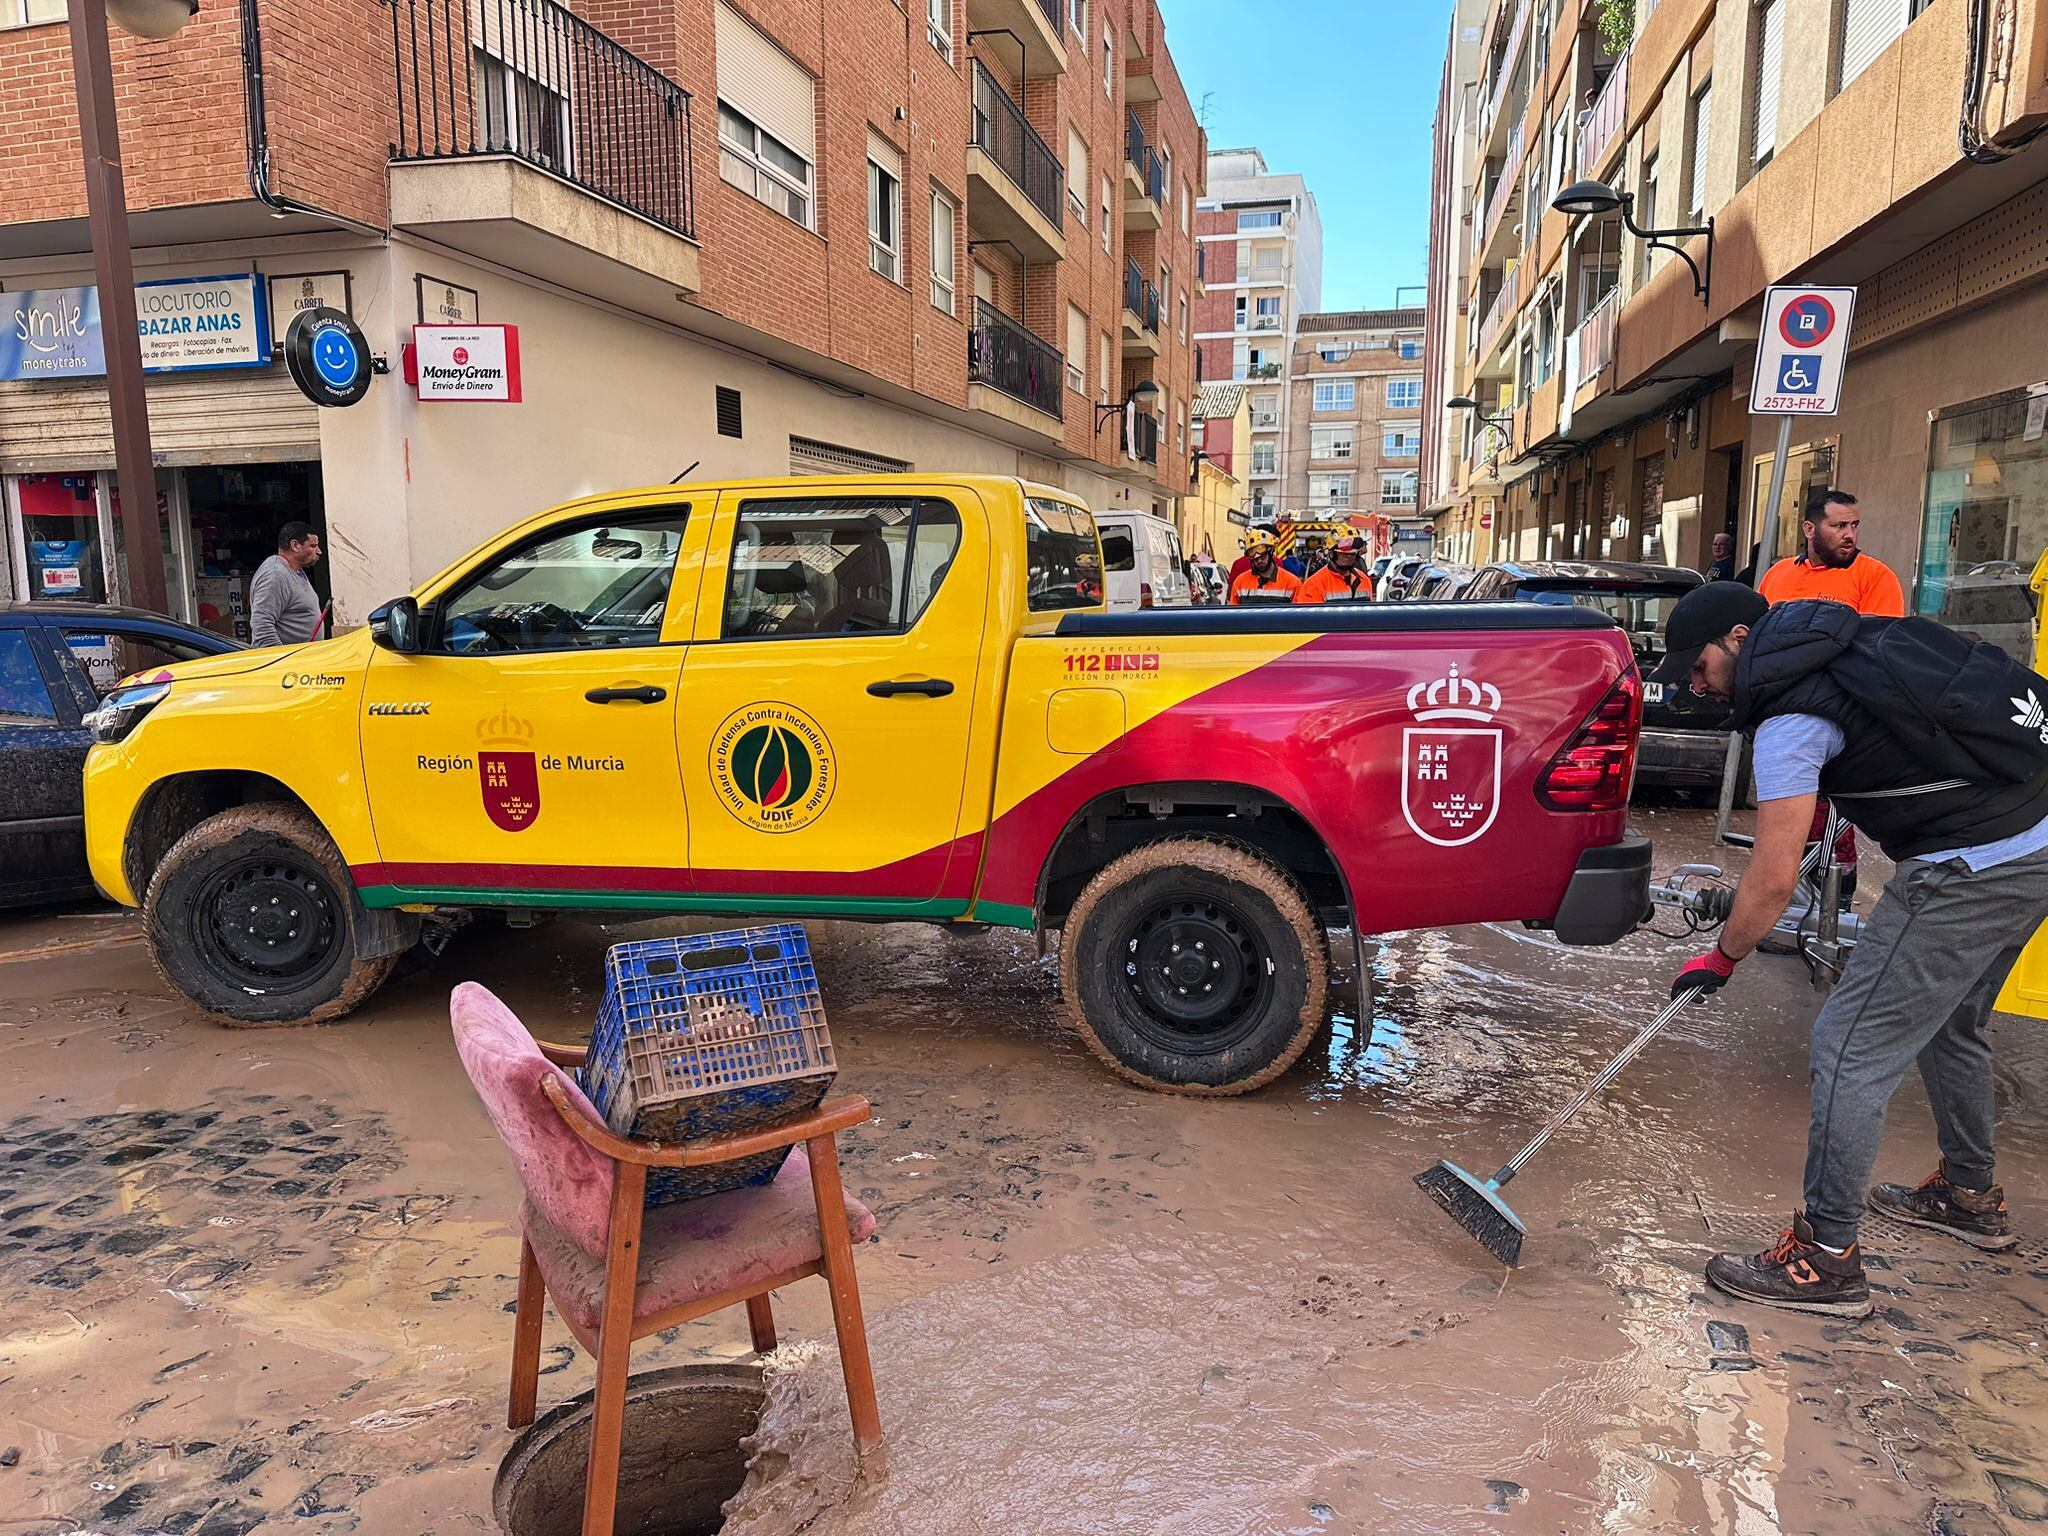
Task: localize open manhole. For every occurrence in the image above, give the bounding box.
[495,1363,768,1536]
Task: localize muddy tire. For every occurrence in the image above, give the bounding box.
[1060,837,1328,1095]
[143,803,396,1028]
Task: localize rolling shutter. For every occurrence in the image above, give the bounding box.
[1838,0,1908,92]
[715,2,816,161]
[1687,83,1713,216]
[0,370,318,473]
[1753,0,1783,164]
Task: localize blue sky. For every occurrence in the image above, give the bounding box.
[1158,0,1447,312]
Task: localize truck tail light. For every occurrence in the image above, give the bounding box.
[1139,581,1155,608]
[1537,670,1642,812]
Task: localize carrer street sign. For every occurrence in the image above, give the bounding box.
[1749,284,1856,416]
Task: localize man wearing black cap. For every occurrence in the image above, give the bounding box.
[1650,582,2048,1316]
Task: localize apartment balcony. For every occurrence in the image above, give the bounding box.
[966,0,1067,78]
[1477,0,1530,152]
[967,299,1063,432]
[1473,122,1526,268]
[1124,1,1162,103]
[1123,409,1160,464]
[1249,463,1277,480]
[1250,409,1278,430]
[1578,51,1629,181]
[386,0,700,311]
[1473,263,1520,372]
[1567,289,1617,393]
[1122,112,1165,231]
[967,61,1065,264]
[1120,259,1161,357]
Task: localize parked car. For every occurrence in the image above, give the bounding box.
[1095,510,1193,611]
[1462,560,1727,789]
[1,602,242,908]
[87,473,1650,1094]
[1409,564,1477,601]
[1381,556,1430,600]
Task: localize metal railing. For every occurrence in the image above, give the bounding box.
[970,61,1063,227]
[1028,0,1061,29]
[1478,121,1525,259]
[1124,258,1160,332]
[1479,0,1529,141]
[1475,262,1520,363]
[1125,409,1160,463]
[968,299,1063,419]
[1124,110,1164,203]
[1251,409,1278,428]
[387,0,694,236]
[1578,51,1629,178]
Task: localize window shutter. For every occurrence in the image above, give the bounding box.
[1753,0,1783,163]
[1838,0,1908,91]
[1067,304,1087,370]
[1067,127,1087,193]
[867,128,903,182]
[715,3,816,161]
[1687,83,1712,215]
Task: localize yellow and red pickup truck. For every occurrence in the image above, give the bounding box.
[84,474,1649,1093]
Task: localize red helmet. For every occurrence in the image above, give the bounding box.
[1331,535,1365,556]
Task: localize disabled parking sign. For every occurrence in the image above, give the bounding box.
[1750,285,1855,416]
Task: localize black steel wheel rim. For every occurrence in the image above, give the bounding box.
[1116,894,1276,1052]
[193,853,343,987]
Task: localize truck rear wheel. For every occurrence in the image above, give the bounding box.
[143,803,396,1027]
[1060,837,1328,1095]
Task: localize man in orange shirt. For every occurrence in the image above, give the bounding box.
[1295,535,1375,603]
[1756,490,1906,616]
[1228,531,1302,603]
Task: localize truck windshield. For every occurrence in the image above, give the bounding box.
[1520,583,1689,662]
[1026,497,1102,611]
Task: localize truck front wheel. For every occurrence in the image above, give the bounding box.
[1060,838,1329,1095]
[143,803,397,1027]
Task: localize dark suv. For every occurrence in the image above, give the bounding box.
[1462,561,1727,789]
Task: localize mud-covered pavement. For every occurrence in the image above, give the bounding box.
[3,805,2045,1535]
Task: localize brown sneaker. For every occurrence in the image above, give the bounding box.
[1868,1163,2017,1251]
[1704,1212,1874,1318]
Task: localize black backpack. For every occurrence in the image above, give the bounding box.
[1832,616,2048,784]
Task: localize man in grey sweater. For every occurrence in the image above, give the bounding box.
[249,521,324,647]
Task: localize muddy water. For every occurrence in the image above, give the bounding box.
[1,807,2045,1535]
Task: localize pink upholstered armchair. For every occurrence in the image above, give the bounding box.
[449,982,881,1536]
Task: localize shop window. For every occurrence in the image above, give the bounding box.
[439,511,689,654]
[722,497,960,639]
[1920,388,2048,662]
[0,631,55,723]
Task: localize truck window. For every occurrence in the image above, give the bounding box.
[1025,497,1102,611]
[0,631,56,724]
[436,511,688,654]
[1099,529,1136,572]
[722,496,960,639]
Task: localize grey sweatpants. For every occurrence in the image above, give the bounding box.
[1802,840,2048,1248]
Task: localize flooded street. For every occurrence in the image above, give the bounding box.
[3,806,2045,1535]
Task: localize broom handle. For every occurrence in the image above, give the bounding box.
[1494,986,1707,1185]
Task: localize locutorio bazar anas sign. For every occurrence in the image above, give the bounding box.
[0,275,270,381]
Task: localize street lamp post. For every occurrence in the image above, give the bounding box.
[64,0,196,615]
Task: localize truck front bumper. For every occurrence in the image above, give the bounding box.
[1547,832,1651,945]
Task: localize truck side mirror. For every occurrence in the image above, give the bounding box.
[368,596,421,653]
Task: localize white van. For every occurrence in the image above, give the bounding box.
[1095,510,1193,611]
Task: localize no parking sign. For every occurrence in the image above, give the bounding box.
[1749,285,1856,415]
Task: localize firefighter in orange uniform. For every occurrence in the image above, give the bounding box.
[1294,535,1375,604]
[1228,531,1303,604]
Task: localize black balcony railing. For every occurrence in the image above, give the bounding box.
[387,0,694,236]
[1124,109,1164,203]
[970,60,1064,228]
[969,299,1063,420]
[1124,409,1159,464]
[1028,0,1061,28]
[1123,258,1160,333]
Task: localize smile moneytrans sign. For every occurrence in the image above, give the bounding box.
[1749,284,1856,416]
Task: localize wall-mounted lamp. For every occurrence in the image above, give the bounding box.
[1551,178,1714,307]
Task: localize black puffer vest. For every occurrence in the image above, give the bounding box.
[1728,600,2048,861]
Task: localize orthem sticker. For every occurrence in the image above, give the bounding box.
[477,708,540,833]
[710,702,836,834]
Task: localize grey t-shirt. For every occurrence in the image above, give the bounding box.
[249,553,320,646]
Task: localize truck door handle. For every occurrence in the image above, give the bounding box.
[585,685,667,704]
[866,678,953,698]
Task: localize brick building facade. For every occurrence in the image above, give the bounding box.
[1284,308,1425,520]
[0,0,1204,627]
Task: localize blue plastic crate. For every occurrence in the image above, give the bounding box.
[580,925,837,1206]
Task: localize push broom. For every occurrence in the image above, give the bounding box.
[1415,984,1712,1267]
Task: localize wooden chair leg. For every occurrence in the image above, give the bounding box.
[805,1134,882,1458]
[745,1293,777,1354]
[582,1163,646,1536]
[509,1235,546,1430]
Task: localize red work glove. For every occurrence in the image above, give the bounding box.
[1671,944,1738,999]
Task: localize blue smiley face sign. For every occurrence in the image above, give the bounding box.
[285,306,373,408]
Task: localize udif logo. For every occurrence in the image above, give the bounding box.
[710,703,835,833]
